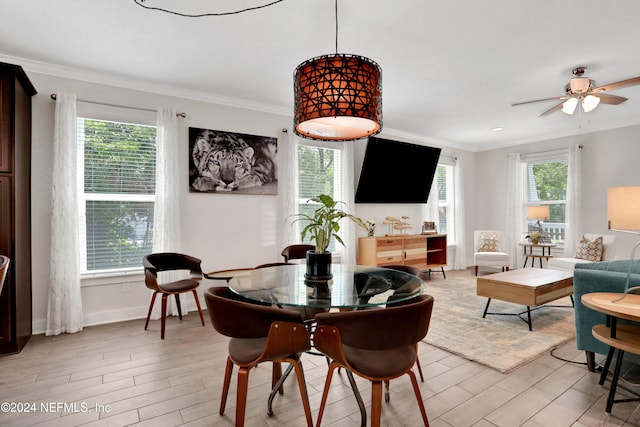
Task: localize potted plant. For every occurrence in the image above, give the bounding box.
[291,194,367,280]
[526,231,542,245]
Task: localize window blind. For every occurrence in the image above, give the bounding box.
[77,117,157,273]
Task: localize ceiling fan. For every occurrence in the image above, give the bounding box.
[512,67,640,117]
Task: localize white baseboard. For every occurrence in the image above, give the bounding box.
[32,302,201,335]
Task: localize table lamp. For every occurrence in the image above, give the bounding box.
[527,205,550,233]
[607,186,640,294]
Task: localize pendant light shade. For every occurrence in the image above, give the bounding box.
[294,53,382,141]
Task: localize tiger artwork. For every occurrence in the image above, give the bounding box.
[189,129,277,193]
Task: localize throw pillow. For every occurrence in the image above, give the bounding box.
[575,235,604,261]
[477,233,500,252]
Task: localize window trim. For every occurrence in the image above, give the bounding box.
[521,151,569,246]
[76,104,157,280]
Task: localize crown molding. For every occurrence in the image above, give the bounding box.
[0,53,291,117]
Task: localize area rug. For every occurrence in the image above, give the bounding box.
[422,271,576,373]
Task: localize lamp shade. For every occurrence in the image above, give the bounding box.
[582,94,601,113]
[562,97,578,115]
[608,186,640,232]
[528,205,550,221]
[294,53,382,141]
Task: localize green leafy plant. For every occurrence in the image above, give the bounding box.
[291,194,367,254]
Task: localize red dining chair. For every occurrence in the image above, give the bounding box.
[314,294,434,427]
[205,286,314,427]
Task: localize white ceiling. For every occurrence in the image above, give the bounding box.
[2,0,640,151]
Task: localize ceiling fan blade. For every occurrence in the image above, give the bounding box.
[595,93,628,105]
[539,101,565,117]
[592,76,640,93]
[512,95,567,106]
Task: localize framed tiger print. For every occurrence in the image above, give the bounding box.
[188,128,278,195]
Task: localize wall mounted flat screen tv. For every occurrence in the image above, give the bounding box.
[355,137,441,203]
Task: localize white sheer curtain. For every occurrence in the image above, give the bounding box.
[279,130,299,249]
[47,92,83,336]
[151,108,184,318]
[339,140,358,265]
[505,153,525,269]
[422,188,439,225]
[453,157,466,270]
[564,144,582,256]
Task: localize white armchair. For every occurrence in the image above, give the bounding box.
[473,230,510,276]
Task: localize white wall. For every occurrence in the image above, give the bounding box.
[28,71,478,333]
[30,72,292,333]
[473,125,640,265]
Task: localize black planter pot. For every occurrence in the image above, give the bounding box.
[305,250,333,281]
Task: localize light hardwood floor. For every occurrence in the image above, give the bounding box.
[1,271,639,426]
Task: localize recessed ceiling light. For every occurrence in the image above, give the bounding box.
[492,127,503,132]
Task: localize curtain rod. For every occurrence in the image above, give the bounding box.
[50,93,186,118]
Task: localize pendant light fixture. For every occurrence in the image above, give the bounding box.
[293,0,382,141]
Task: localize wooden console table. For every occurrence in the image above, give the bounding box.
[357,234,447,277]
[581,292,640,414]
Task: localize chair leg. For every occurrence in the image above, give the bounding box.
[474,266,478,276]
[291,358,314,427]
[407,369,430,426]
[415,355,424,382]
[161,293,168,339]
[316,363,339,427]
[272,361,284,395]
[384,380,390,402]
[145,292,158,330]
[236,367,250,426]
[220,357,234,415]
[586,351,596,372]
[175,293,183,320]
[371,380,383,427]
[192,289,205,326]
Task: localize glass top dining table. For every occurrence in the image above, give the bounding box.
[226,263,425,309]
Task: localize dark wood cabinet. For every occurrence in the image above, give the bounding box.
[0,62,36,354]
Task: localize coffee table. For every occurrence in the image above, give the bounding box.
[476,268,574,331]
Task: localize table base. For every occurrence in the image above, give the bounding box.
[593,323,640,413]
[482,297,574,331]
[269,362,367,427]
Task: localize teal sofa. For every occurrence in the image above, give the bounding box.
[573,259,640,371]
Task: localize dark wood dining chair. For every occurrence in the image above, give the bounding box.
[382,264,426,382]
[281,244,314,263]
[143,252,205,339]
[205,286,313,427]
[314,294,434,427]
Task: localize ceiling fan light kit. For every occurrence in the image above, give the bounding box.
[512,66,640,117]
[582,94,601,113]
[561,97,578,115]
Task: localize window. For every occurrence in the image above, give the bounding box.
[523,155,568,244]
[435,164,455,240]
[297,142,342,252]
[77,114,156,274]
